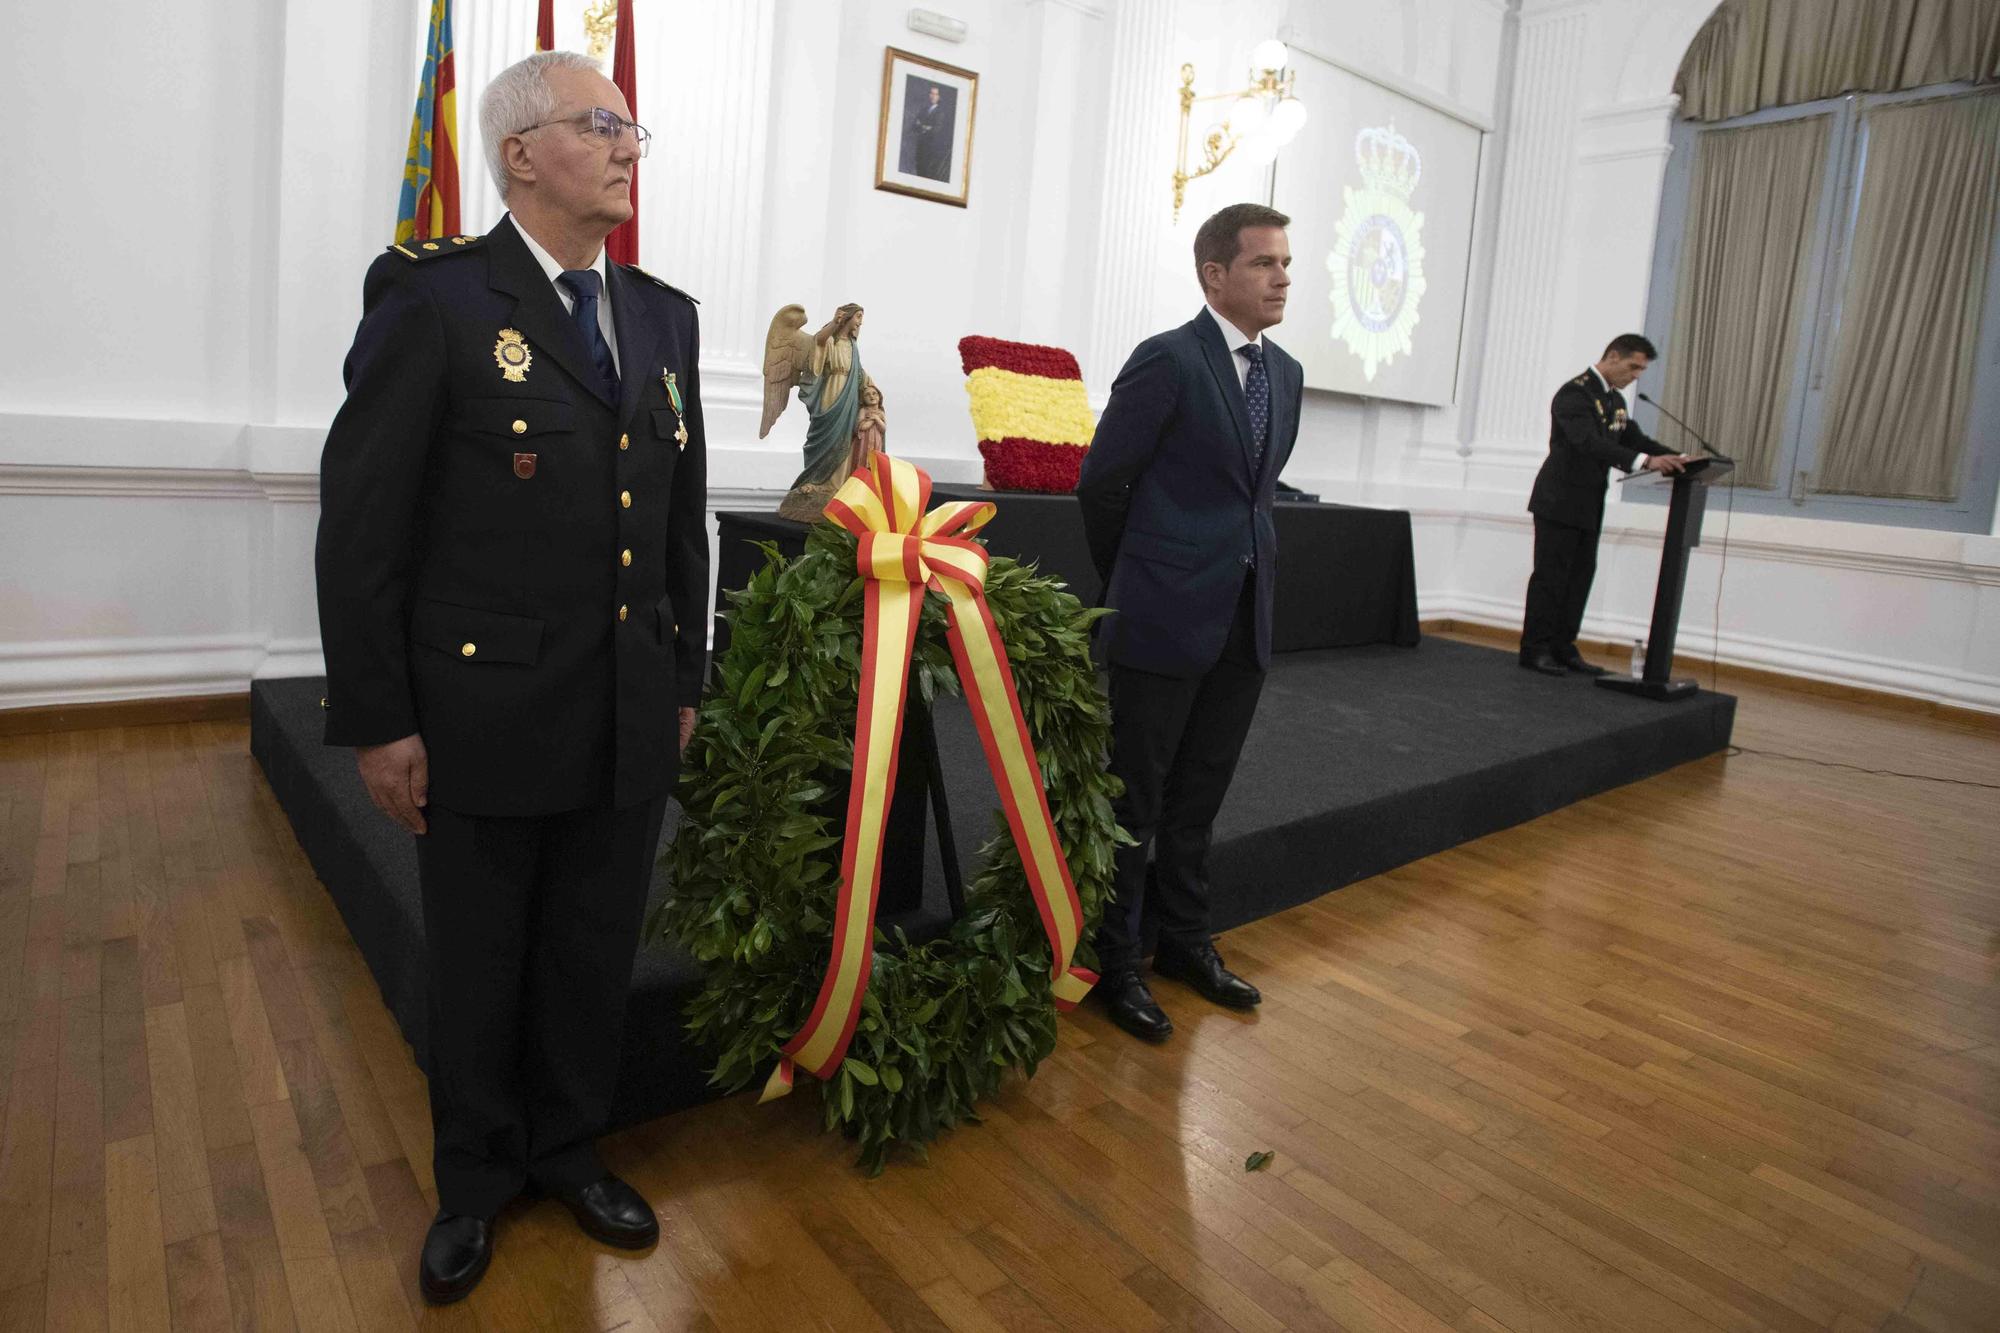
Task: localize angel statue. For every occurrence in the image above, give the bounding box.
[761,302,886,521]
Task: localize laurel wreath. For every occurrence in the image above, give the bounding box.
[653,523,1124,1173]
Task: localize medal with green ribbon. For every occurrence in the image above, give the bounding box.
[662,369,689,448]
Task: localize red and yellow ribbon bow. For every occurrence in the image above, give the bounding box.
[761,453,1098,1102]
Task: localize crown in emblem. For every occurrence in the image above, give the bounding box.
[1354,123,1421,197]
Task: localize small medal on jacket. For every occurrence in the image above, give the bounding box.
[662,369,689,448]
[494,328,532,382]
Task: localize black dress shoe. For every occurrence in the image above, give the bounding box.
[420,1213,493,1305]
[1098,971,1173,1042]
[1518,648,1567,676]
[1152,940,1261,1009]
[1556,653,1608,677]
[556,1175,659,1249]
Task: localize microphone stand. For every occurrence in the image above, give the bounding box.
[1635,392,1734,465]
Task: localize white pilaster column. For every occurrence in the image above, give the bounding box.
[1468,0,1591,457]
[633,1,776,386]
[1085,0,1177,398]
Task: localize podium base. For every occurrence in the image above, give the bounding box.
[1595,675,1701,702]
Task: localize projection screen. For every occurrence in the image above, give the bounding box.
[1271,51,1486,406]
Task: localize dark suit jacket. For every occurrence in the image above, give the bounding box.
[315,214,709,816]
[1527,369,1673,532]
[1077,309,1303,677]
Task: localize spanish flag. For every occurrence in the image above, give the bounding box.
[396,0,461,244]
[958,336,1095,492]
[606,0,639,264]
[535,0,554,51]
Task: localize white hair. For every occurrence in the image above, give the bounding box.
[479,50,602,200]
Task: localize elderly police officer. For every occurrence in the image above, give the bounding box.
[315,50,707,1302]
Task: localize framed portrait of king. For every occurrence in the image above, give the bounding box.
[874,47,979,207]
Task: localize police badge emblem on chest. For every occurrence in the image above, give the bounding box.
[494,329,533,382]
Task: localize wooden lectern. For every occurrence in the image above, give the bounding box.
[1596,457,1735,702]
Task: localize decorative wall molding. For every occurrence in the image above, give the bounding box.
[1471,5,1591,451]
[1083,0,1173,392]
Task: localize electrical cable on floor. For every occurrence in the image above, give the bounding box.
[1723,745,2000,790]
[1697,471,1997,792]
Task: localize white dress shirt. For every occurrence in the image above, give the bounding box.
[513,215,620,376]
[1588,365,1643,472]
[1205,304,1264,391]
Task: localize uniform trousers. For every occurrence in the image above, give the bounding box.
[1097,577,1266,978]
[415,794,667,1218]
[1521,517,1600,660]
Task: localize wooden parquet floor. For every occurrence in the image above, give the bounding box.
[1,669,1996,1332]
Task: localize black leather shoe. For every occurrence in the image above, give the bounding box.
[1556,653,1608,677]
[419,1213,493,1305]
[1153,940,1261,1009]
[1518,649,1567,676]
[1098,971,1173,1042]
[556,1175,659,1249]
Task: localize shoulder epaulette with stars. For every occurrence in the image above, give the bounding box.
[1571,372,1591,388]
[387,234,485,261]
[620,262,699,305]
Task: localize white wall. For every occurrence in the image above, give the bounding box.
[3,0,1996,713]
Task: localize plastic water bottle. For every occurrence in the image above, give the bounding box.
[1629,639,1646,678]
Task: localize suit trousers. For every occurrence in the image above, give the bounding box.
[415,795,667,1218]
[1521,517,1600,659]
[1097,577,1266,977]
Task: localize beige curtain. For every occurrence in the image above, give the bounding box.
[1677,0,2000,122]
[1815,93,2000,500]
[1663,114,1830,489]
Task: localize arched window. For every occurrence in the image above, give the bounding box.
[1639,0,2000,531]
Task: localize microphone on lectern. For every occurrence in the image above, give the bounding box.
[1636,392,1734,465]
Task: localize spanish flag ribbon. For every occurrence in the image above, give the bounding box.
[761,454,1098,1102]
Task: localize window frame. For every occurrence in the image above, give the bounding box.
[1637,81,2000,534]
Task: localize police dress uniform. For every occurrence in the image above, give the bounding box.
[315,214,708,1218]
[1521,368,1673,665]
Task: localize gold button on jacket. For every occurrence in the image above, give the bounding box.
[460,642,477,657]
[511,419,526,435]
[619,490,632,508]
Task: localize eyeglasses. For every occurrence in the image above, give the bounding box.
[518,106,651,158]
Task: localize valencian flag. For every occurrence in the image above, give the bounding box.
[958,336,1095,492]
[607,0,639,264]
[396,0,461,244]
[535,0,554,51]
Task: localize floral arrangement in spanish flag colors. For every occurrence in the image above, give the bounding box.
[959,336,1095,492]
[655,453,1126,1172]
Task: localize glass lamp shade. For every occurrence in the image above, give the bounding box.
[1239,133,1281,166]
[1228,94,1268,136]
[1269,96,1308,143]
[1250,38,1290,73]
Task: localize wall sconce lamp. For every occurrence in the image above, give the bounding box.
[1172,39,1308,222]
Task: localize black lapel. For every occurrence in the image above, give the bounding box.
[606,261,660,430]
[484,215,616,407]
[1191,310,1256,480]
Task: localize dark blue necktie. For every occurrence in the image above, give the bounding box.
[557,269,619,400]
[1239,343,1270,468]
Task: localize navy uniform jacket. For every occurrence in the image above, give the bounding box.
[1527,369,1673,532]
[1077,309,1303,678]
[315,214,709,816]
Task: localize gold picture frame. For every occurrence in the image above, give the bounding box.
[874,47,979,208]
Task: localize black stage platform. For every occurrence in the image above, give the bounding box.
[252,638,1734,1130]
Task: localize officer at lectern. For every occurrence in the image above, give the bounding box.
[1519,333,1688,676]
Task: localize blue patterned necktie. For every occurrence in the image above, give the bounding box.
[1239,342,1270,469]
[557,269,619,400]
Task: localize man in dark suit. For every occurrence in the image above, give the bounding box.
[1076,202,1302,1043]
[1520,333,1687,676]
[315,50,707,1302]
